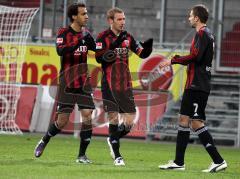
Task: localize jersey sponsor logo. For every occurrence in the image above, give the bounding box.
[56,38,63,44]
[74,46,87,55]
[96,42,102,49]
[114,47,128,55]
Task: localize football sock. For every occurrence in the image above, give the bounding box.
[118,123,132,138]
[196,126,224,164]
[79,124,92,157]
[174,125,190,166]
[109,124,121,158]
[42,122,61,143]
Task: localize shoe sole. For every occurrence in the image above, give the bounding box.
[214,164,227,173]
[159,167,185,171]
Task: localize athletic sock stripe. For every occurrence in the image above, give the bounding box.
[195,126,208,135]
[178,125,190,132]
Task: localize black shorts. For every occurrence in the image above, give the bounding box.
[180,89,209,120]
[101,84,136,113]
[56,84,95,113]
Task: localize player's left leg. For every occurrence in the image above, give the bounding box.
[75,87,95,164]
[117,89,136,139]
[159,89,191,170]
[190,90,227,172]
[159,114,189,170]
[191,120,227,172]
[76,109,93,164]
[118,113,135,138]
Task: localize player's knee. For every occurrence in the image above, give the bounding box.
[56,114,69,129]
[178,115,190,127]
[123,116,134,131]
[108,112,118,125]
[125,124,133,132]
[81,109,93,118]
[124,119,134,129]
[190,120,204,131]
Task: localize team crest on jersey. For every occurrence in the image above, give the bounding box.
[96,42,102,49]
[56,38,63,44]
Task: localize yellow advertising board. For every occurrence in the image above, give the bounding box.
[0,44,187,100]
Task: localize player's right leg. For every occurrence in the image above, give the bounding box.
[102,86,125,165]
[159,90,191,170]
[34,84,75,158]
[107,112,122,161]
[34,112,70,157]
[105,112,125,166]
[159,115,189,170]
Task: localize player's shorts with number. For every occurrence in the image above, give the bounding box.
[180,89,209,120]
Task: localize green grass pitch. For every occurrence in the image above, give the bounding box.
[0,134,239,179]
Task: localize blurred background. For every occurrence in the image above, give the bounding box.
[1,0,240,70]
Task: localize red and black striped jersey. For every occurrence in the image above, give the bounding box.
[171,26,214,93]
[56,26,95,88]
[95,29,143,91]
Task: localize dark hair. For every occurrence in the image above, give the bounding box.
[67,3,86,22]
[192,4,209,23]
[107,7,124,20]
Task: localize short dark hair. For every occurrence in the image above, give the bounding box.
[67,3,86,22]
[192,4,209,23]
[107,7,124,20]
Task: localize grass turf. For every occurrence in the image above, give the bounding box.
[0,134,239,179]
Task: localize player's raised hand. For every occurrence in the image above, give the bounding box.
[140,38,153,49]
[139,38,153,58]
[171,54,180,59]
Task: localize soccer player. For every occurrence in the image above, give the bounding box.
[95,7,153,166]
[158,4,227,172]
[34,3,96,164]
